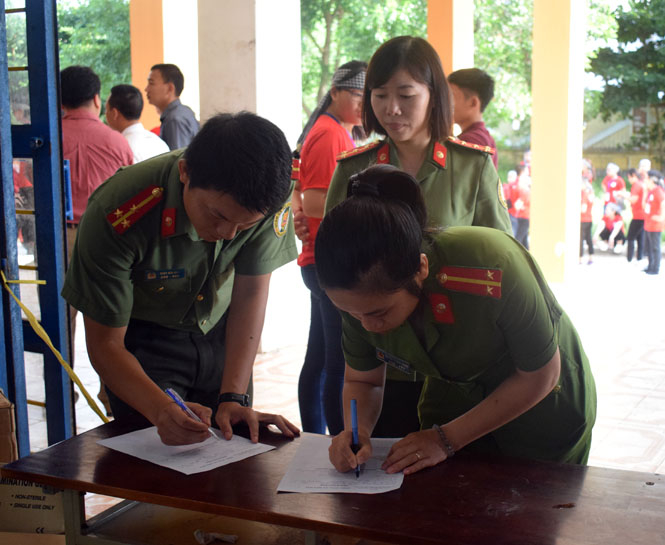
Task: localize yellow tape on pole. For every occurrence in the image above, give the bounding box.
[1,270,109,424]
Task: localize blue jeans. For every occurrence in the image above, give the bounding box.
[299,265,345,435]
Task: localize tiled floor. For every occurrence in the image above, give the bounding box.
[20,249,665,474]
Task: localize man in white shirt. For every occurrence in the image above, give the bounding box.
[106,84,170,163]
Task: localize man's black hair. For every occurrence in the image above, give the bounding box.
[108,84,143,120]
[60,66,101,109]
[151,63,184,96]
[627,167,638,177]
[184,112,292,215]
[448,68,495,112]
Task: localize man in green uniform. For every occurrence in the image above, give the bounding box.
[324,136,513,437]
[62,112,300,445]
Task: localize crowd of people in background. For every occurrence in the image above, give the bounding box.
[580,158,664,275]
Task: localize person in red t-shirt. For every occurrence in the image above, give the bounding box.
[580,174,595,264]
[291,60,367,434]
[513,165,531,249]
[594,203,625,253]
[625,168,646,263]
[601,162,626,212]
[503,169,519,235]
[643,170,665,275]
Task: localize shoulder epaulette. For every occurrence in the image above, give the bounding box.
[447,136,496,156]
[336,140,384,161]
[107,185,164,234]
[436,265,502,299]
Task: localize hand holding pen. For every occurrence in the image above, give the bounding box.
[165,388,221,441]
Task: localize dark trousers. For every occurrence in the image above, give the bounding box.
[509,213,519,237]
[372,379,423,438]
[299,265,345,435]
[644,230,662,274]
[626,219,645,261]
[106,316,251,424]
[515,218,530,250]
[580,222,594,257]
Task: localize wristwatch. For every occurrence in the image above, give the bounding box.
[218,392,249,407]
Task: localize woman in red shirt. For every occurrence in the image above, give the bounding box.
[643,170,665,275]
[291,61,367,434]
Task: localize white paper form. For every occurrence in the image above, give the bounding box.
[277,432,404,494]
[97,426,274,475]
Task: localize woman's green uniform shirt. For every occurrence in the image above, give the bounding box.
[325,137,512,232]
[340,227,597,464]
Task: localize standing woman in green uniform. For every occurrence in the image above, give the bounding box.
[323,36,512,437]
[317,165,596,474]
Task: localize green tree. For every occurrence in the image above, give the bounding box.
[590,0,665,167]
[301,0,427,121]
[473,0,533,147]
[57,0,131,101]
[474,0,616,147]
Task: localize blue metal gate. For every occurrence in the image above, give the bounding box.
[2,0,72,456]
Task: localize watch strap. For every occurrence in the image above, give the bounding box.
[218,392,249,407]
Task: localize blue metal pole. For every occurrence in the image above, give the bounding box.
[0,0,30,457]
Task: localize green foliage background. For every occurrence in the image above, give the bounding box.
[301,0,427,121]
[590,0,665,166]
[57,0,131,102]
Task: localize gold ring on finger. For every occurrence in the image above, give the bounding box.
[415,451,422,460]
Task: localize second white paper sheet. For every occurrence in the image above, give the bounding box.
[277,432,404,494]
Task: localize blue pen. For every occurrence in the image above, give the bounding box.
[165,388,221,441]
[351,398,360,478]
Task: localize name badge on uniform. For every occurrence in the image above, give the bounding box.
[143,269,185,281]
[376,348,413,374]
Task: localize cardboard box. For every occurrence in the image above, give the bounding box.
[0,532,65,544]
[0,391,18,465]
[0,478,65,534]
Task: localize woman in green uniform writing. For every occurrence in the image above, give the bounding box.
[317,165,596,475]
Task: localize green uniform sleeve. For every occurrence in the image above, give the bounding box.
[340,314,383,371]
[61,197,138,327]
[493,236,559,371]
[232,194,298,276]
[471,154,512,233]
[324,160,353,215]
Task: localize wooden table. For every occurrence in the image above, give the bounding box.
[2,419,664,545]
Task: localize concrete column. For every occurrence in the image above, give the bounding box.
[129,0,199,130]
[197,0,301,147]
[427,0,474,75]
[530,0,586,282]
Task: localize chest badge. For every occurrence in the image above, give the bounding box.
[376,348,413,374]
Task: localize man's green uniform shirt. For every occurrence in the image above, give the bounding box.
[341,227,597,464]
[62,151,297,334]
